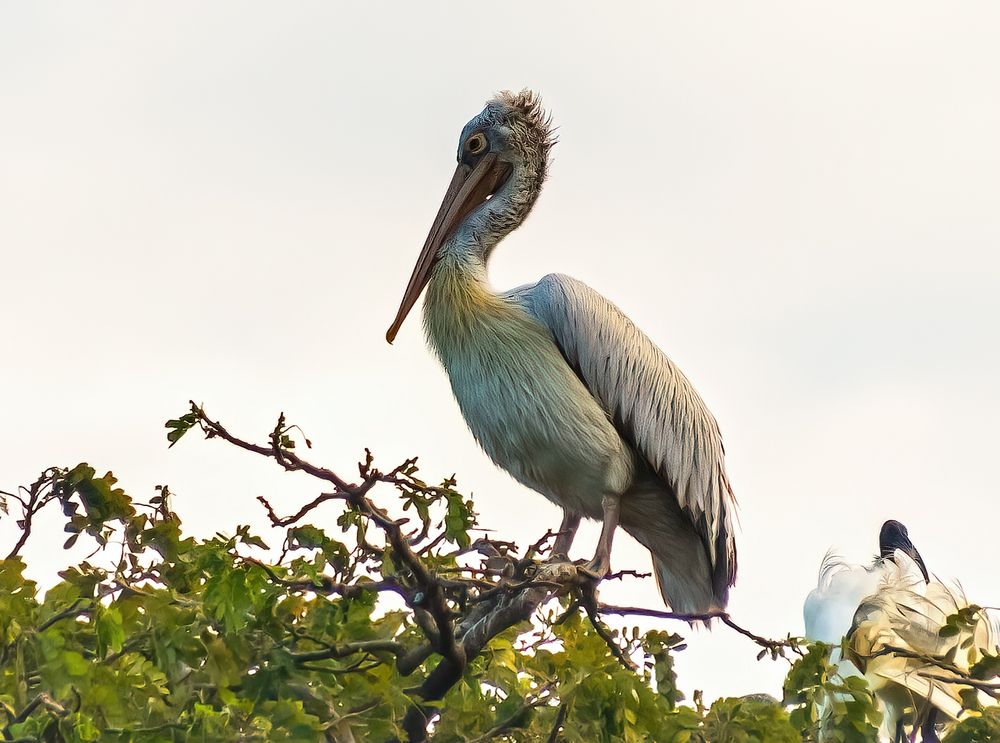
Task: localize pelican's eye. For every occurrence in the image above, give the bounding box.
[465,133,488,156]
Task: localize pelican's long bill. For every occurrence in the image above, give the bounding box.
[386,152,512,343]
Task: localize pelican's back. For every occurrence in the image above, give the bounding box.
[513,272,738,612]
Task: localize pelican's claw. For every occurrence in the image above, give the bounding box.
[575,558,610,582]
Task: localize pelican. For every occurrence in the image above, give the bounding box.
[804,520,993,742]
[385,90,737,613]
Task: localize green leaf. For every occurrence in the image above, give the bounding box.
[971,653,1000,681]
[63,650,90,676]
[288,524,327,550]
[165,412,199,447]
[96,605,125,657]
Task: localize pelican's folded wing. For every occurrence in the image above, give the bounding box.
[511,272,738,594]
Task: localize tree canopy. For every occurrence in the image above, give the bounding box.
[0,403,996,742]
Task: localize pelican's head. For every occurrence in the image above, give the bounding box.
[386,90,556,343]
[879,519,930,583]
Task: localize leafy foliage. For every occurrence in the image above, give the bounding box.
[944,707,1000,742]
[0,404,996,741]
[782,644,881,742]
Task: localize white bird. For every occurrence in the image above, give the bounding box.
[804,520,993,742]
[385,91,738,613]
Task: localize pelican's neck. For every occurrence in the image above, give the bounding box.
[446,158,543,264]
[422,249,497,349]
[422,159,543,353]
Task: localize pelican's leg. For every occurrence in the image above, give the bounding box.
[581,494,621,579]
[551,510,581,558]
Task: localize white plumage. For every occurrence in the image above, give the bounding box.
[850,564,994,739]
[804,549,892,648]
[804,521,995,742]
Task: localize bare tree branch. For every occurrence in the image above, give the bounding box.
[4,469,60,560]
[289,640,407,664]
[2,692,69,740]
[597,604,801,658]
[459,682,556,743]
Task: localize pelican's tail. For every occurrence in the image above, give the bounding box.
[620,479,728,615]
[648,552,723,615]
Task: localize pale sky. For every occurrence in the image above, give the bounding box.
[2,2,999,703]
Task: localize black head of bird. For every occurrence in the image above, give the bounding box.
[879,519,929,584]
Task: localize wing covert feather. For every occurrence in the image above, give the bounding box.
[512,273,737,582]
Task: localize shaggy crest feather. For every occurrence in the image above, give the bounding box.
[482,89,557,168]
